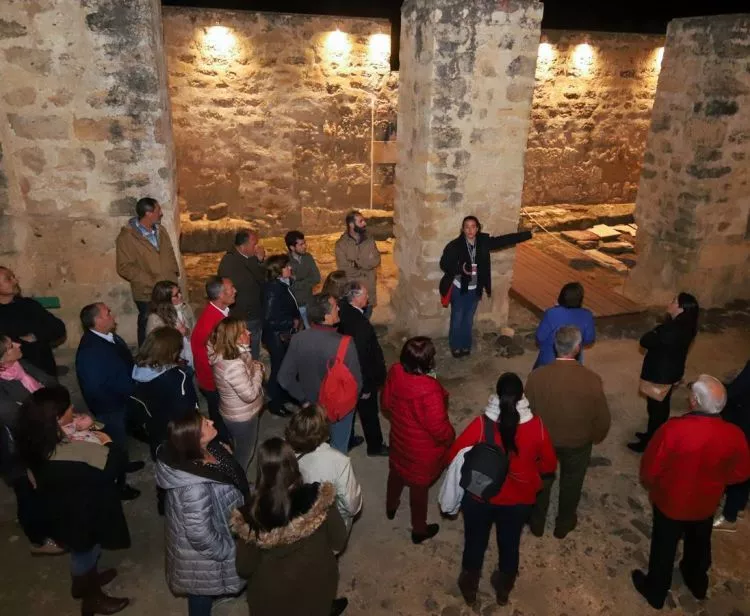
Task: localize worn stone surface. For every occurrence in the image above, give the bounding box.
[162,8,395,235]
[626,15,750,307]
[0,0,179,345]
[393,0,543,337]
[520,202,635,232]
[523,31,663,208]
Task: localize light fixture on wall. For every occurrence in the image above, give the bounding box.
[203,25,236,59]
[572,43,594,74]
[325,29,351,62]
[537,41,555,75]
[369,33,390,65]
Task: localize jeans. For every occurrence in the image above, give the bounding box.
[298,306,310,330]
[355,391,386,453]
[723,479,750,522]
[12,476,47,545]
[187,594,213,616]
[449,288,479,351]
[225,415,260,472]
[264,332,290,413]
[645,387,673,441]
[246,319,263,360]
[70,544,102,576]
[461,496,531,574]
[644,506,712,603]
[329,410,355,453]
[200,388,231,445]
[386,469,430,534]
[135,300,149,348]
[530,443,592,534]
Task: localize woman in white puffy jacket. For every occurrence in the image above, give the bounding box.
[286,404,362,533]
[208,318,265,472]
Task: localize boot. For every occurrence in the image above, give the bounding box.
[490,569,517,606]
[80,570,129,616]
[72,568,118,599]
[457,569,481,605]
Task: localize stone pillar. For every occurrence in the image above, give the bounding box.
[393,0,543,337]
[625,15,750,307]
[0,0,178,345]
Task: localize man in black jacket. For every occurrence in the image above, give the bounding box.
[338,282,388,456]
[217,230,266,359]
[0,267,66,376]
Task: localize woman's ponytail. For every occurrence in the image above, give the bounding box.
[496,372,523,455]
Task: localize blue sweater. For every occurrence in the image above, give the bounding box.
[534,306,596,368]
[75,331,135,416]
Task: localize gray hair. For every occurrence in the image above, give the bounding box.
[342,281,365,304]
[554,326,582,358]
[690,374,727,415]
[205,276,225,301]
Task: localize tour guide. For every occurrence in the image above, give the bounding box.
[439,216,531,358]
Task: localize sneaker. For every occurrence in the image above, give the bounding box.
[411,523,439,544]
[30,538,66,556]
[712,515,737,532]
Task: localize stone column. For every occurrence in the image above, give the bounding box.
[393,0,543,337]
[0,0,178,345]
[625,15,750,307]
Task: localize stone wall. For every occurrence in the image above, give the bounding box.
[162,8,395,236]
[0,0,178,345]
[625,14,750,307]
[393,0,543,337]
[523,31,663,207]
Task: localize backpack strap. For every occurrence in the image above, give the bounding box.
[482,415,497,446]
[335,335,351,363]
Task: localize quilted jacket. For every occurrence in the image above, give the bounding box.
[381,363,455,486]
[209,346,265,423]
[155,453,245,597]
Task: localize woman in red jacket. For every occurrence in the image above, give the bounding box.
[448,372,557,606]
[381,337,455,544]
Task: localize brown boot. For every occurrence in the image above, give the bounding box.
[80,569,129,616]
[458,569,481,605]
[490,570,517,606]
[72,568,118,599]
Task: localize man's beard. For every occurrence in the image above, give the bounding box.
[354,224,366,235]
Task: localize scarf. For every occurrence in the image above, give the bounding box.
[483,394,533,424]
[0,361,42,393]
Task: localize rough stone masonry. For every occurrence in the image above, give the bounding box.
[393,0,543,337]
[625,14,750,307]
[0,0,179,345]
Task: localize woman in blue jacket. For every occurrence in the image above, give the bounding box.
[534,282,595,368]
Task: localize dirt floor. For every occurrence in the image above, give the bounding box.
[1,297,749,616]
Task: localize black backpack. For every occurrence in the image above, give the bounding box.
[459,416,509,500]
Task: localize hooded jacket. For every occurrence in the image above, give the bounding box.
[208,347,264,423]
[639,313,697,384]
[115,219,180,302]
[334,232,381,306]
[442,395,557,511]
[381,363,455,486]
[232,482,348,616]
[155,450,245,597]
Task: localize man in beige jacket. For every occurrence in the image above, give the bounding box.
[334,210,381,319]
[115,197,180,346]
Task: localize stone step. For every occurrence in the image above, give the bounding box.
[590,224,623,241]
[576,239,600,249]
[561,229,600,242]
[614,224,637,236]
[583,249,630,273]
[599,241,635,255]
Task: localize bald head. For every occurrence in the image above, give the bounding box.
[689,374,727,415]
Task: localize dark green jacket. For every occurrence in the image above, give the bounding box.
[218,248,266,321]
[289,252,321,307]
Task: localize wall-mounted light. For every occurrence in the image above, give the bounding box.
[325,29,351,62]
[572,43,594,74]
[654,47,664,70]
[203,25,236,59]
[538,42,555,64]
[369,33,390,65]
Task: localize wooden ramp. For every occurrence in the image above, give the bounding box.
[510,243,645,318]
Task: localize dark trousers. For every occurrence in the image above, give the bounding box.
[199,388,231,445]
[187,594,213,616]
[723,479,750,522]
[530,443,592,534]
[645,387,673,440]
[135,300,149,348]
[264,333,290,412]
[645,506,712,602]
[12,476,47,545]
[461,495,530,574]
[355,391,385,453]
[449,289,479,352]
[386,469,429,534]
[246,318,262,361]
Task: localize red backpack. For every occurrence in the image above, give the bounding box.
[318,336,359,422]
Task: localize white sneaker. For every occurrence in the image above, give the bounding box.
[713,515,737,532]
[739,510,746,520]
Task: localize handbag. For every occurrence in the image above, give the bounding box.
[440,284,453,308]
[639,380,673,402]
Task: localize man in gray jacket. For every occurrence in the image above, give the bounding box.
[285,230,321,329]
[278,294,362,453]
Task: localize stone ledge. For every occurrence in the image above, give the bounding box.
[520,203,635,232]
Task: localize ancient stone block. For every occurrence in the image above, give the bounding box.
[576,240,599,250]
[561,229,600,243]
[8,114,69,140]
[4,47,52,75]
[17,147,46,174]
[109,196,138,216]
[0,19,27,39]
[206,202,229,221]
[599,241,635,255]
[3,87,36,106]
[55,147,96,171]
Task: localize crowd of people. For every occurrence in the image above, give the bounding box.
[0,199,748,616]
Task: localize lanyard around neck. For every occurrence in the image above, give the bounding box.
[465,238,477,264]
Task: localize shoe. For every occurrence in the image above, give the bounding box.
[553,524,576,539]
[712,515,737,532]
[367,444,389,457]
[490,569,517,606]
[461,349,471,357]
[72,568,118,599]
[119,485,141,501]
[330,597,348,616]
[411,523,439,544]
[125,461,145,473]
[458,569,481,605]
[631,569,665,610]
[679,561,707,600]
[739,510,746,520]
[450,349,462,358]
[30,538,66,556]
[348,436,365,452]
[529,523,545,538]
[386,508,397,520]
[80,590,130,616]
[627,440,648,453]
